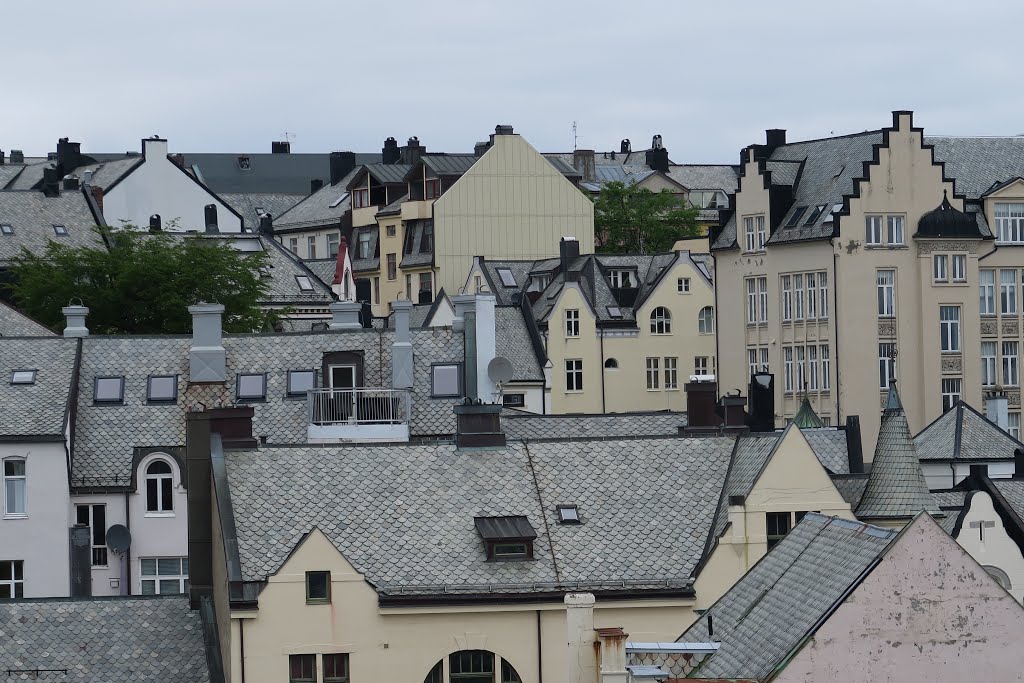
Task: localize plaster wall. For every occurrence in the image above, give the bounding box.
[953,491,1024,603]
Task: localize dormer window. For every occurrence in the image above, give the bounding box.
[475,516,537,561]
[608,269,634,289]
[530,274,551,291]
[10,370,36,385]
[236,373,267,401]
[556,505,580,524]
[0,224,13,235]
[94,376,125,404]
[53,225,68,236]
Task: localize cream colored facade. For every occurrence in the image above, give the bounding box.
[715,112,995,458]
[278,227,342,261]
[953,490,1024,603]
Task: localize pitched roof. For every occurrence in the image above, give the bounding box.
[665,165,739,192]
[501,410,685,440]
[914,400,1023,462]
[679,514,897,680]
[0,300,55,337]
[219,192,304,230]
[0,337,77,439]
[856,385,940,519]
[925,136,1024,200]
[275,170,358,230]
[183,151,380,194]
[830,473,869,508]
[991,480,1024,521]
[348,163,413,187]
[0,190,104,264]
[0,596,211,683]
[224,435,735,592]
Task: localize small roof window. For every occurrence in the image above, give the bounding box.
[10,369,36,385]
[785,206,807,227]
[0,224,13,235]
[94,376,125,403]
[432,364,461,397]
[53,224,68,236]
[147,375,178,403]
[254,206,265,215]
[607,306,623,319]
[556,504,580,524]
[474,516,537,562]
[497,268,517,287]
[296,275,314,292]
[287,369,316,396]
[236,373,267,401]
[803,205,826,226]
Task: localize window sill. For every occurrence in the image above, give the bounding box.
[865,244,907,249]
[305,599,332,605]
[3,514,27,520]
[144,512,175,518]
[564,390,584,395]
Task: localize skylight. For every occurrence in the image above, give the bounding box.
[557,505,580,524]
[0,224,13,235]
[53,225,68,236]
[147,375,177,403]
[287,370,316,396]
[94,376,125,403]
[329,192,349,209]
[296,276,314,292]
[785,206,807,227]
[10,369,36,385]
[803,205,826,226]
[236,373,267,401]
[607,306,623,319]
[497,268,517,287]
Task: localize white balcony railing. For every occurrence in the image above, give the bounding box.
[307,388,411,427]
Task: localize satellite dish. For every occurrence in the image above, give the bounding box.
[106,524,132,554]
[487,356,514,385]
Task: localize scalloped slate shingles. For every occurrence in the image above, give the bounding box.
[225,436,734,588]
[501,411,685,440]
[0,596,209,682]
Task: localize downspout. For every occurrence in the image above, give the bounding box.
[239,618,246,683]
[124,491,131,595]
[536,609,543,683]
[832,247,841,422]
[599,328,607,413]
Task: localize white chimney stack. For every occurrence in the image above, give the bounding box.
[62,304,89,338]
[188,303,226,382]
[391,299,413,389]
[986,389,1010,431]
[565,593,598,683]
[328,301,362,330]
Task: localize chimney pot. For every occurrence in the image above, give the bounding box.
[572,149,596,182]
[0,149,5,165]
[684,381,718,430]
[311,178,324,195]
[62,305,89,338]
[149,214,162,232]
[765,129,787,152]
[474,141,490,157]
[620,139,631,154]
[188,303,226,383]
[62,176,79,191]
[258,213,273,235]
[559,236,580,276]
[328,301,362,330]
[748,371,775,432]
[204,205,219,234]
[382,137,401,165]
[9,150,24,164]
[329,151,356,185]
[986,389,1010,430]
[271,141,291,154]
[494,125,514,136]
[82,170,93,186]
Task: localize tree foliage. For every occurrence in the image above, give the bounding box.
[594,181,702,253]
[8,227,274,334]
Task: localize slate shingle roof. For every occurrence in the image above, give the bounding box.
[679,514,897,680]
[830,473,869,508]
[219,192,304,230]
[0,190,103,263]
[224,435,735,590]
[501,410,685,440]
[856,386,940,519]
[0,337,77,438]
[665,165,739,192]
[275,171,357,230]
[0,596,210,683]
[926,136,1024,200]
[914,401,1023,462]
[992,480,1024,520]
[183,152,380,194]
[0,300,55,337]
[494,307,543,382]
[802,428,851,475]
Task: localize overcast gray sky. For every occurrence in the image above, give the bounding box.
[6,0,1019,162]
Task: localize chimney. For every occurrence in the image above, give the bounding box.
[56,137,83,173]
[559,236,580,276]
[595,626,629,683]
[142,137,168,160]
[329,151,356,185]
[271,141,291,154]
[258,213,273,235]
[382,137,401,165]
[149,214,162,232]
[474,141,490,157]
[310,178,324,195]
[204,204,219,234]
[645,134,669,173]
[328,301,362,330]
[9,150,24,164]
[565,594,598,683]
[494,124,514,136]
[572,149,596,182]
[684,381,718,430]
[451,293,497,401]
[90,185,104,211]
[391,299,414,389]
[620,139,631,154]
[1015,449,1024,478]
[0,150,5,165]
[970,464,989,484]
[720,393,747,430]
[62,304,89,338]
[986,389,1010,431]
[764,129,787,156]
[82,169,93,186]
[401,136,425,165]
[42,167,61,197]
[845,415,865,473]
[188,303,226,383]
[69,525,92,597]
[62,175,79,191]
[748,371,775,432]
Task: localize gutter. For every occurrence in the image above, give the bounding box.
[377,587,695,608]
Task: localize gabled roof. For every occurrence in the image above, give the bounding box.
[275,168,359,231]
[347,163,413,188]
[914,400,1024,462]
[0,190,105,264]
[679,514,897,680]
[415,153,479,177]
[0,596,212,683]
[925,136,1024,200]
[219,193,304,231]
[0,300,55,337]
[856,384,940,519]
[181,151,380,194]
[0,337,78,440]
[665,164,739,193]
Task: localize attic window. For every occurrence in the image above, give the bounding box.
[94,376,125,403]
[0,224,13,235]
[329,192,349,209]
[608,269,634,289]
[296,276,314,292]
[53,225,68,236]
[803,205,826,226]
[287,369,316,396]
[237,156,251,170]
[254,206,264,215]
[10,370,36,385]
[236,373,267,401]
[825,203,844,223]
[147,375,178,403]
[497,268,517,287]
[607,306,623,319]
[556,505,580,524]
[474,516,537,561]
[785,206,807,227]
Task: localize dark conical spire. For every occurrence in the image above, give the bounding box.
[857,382,940,520]
[793,392,825,429]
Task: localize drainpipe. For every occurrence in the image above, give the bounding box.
[239,618,246,683]
[536,610,543,683]
[832,249,840,422]
[123,491,131,596]
[599,330,607,413]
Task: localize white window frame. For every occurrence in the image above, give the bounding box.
[878,343,897,390]
[995,202,1024,244]
[758,277,768,323]
[140,557,189,595]
[3,457,26,518]
[327,232,340,258]
[980,269,996,315]
[694,356,709,376]
[288,237,298,255]
[1004,341,1019,387]
[646,357,660,390]
[821,345,831,391]
[806,273,816,319]
[307,236,317,260]
[952,254,966,282]
[756,215,766,250]
[650,307,672,335]
[818,271,829,319]
[747,349,758,378]
[75,503,108,567]
[565,359,583,392]
[1009,412,1021,440]
[795,346,806,392]
[942,378,962,413]
[782,275,792,321]
[746,278,757,325]
[664,357,678,390]
[744,216,755,252]
[144,458,175,516]
[793,274,804,321]
[0,560,24,599]
[982,342,997,387]
[940,306,961,353]
[565,309,580,338]
[783,347,794,393]
[933,254,948,283]
[887,215,905,245]
[677,277,691,294]
[808,345,818,390]
[877,270,895,318]
[1001,269,1017,315]
[698,306,714,335]
[865,215,882,245]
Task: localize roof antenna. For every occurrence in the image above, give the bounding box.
[572,121,580,151]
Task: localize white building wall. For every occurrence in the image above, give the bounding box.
[923,461,1016,490]
[101,138,242,233]
[954,491,1024,603]
[1,442,71,598]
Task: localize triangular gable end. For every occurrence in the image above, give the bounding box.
[269,527,367,584]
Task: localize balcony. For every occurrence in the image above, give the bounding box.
[307,388,411,444]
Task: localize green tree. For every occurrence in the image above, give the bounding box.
[8,227,274,334]
[594,181,702,253]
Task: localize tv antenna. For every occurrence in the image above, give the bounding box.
[282,131,296,145]
[572,121,580,151]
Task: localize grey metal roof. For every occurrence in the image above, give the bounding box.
[679,514,897,680]
[351,163,413,187]
[0,337,77,438]
[914,401,1023,462]
[0,300,55,337]
[183,152,381,194]
[501,411,685,440]
[856,386,940,519]
[926,136,1024,200]
[219,192,304,230]
[0,190,104,264]
[71,327,464,484]
[0,596,210,683]
[475,515,536,540]
[665,165,739,192]
[224,435,735,590]
[419,154,479,177]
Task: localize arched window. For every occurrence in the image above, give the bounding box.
[604,358,618,369]
[3,457,26,517]
[145,460,174,514]
[423,650,522,683]
[983,565,1012,591]
[650,307,672,335]
[698,306,715,334]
